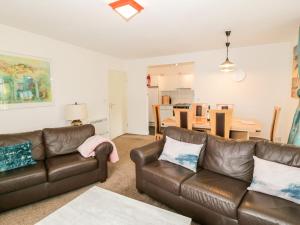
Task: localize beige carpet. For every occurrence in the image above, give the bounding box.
[0,134,198,225]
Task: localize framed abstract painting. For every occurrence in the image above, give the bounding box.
[0,52,52,110]
[291,45,299,98]
[288,27,300,145]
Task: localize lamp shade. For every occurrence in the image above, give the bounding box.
[219,58,235,72]
[64,103,88,121]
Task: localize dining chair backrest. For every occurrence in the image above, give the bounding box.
[174,108,193,130]
[152,105,161,136]
[216,104,234,110]
[270,106,281,142]
[210,109,233,139]
[192,103,208,117]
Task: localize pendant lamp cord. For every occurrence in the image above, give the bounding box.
[226,44,229,59]
[225,31,231,59]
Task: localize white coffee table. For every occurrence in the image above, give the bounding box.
[36,186,191,225]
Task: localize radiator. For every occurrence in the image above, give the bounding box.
[89,118,109,137]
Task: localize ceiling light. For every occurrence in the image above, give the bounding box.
[109,0,144,21]
[219,31,235,72]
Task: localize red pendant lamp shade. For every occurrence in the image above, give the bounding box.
[109,0,144,20]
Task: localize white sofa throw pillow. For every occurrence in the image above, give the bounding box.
[248,156,300,204]
[158,136,203,172]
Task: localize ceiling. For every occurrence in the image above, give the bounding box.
[0,0,299,58]
[148,62,195,76]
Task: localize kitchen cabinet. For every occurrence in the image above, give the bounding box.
[148,62,195,91]
[158,74,194,91]
[176,74,194,89]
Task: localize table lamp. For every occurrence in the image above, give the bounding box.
[64,102,88,126]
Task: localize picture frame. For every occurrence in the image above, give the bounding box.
[0,51,53,110]
[291,45,299,98]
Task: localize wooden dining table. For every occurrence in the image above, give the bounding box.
[161,116,262,135]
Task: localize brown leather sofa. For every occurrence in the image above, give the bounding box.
[131,126,300,225]
[0,124,112,212]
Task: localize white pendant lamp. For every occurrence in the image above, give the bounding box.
[219,31,235,72]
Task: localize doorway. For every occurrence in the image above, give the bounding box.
[108,70,128,139]
[147,62,195,135]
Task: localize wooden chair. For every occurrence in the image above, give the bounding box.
[216,104,234,110]
[192,103,208,117]
[174,108,193,130]
[230,131,250,141]
[270,106,281,142]
[209,109,233,139]
[251,106,281,142]
[152,105,163,140]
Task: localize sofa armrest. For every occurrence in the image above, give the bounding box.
[94,142,113,182]
[130,139,164,167]
[94,142,113,161]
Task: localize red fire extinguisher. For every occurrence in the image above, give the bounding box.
[146,74,151,87]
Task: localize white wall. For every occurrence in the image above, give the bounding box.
[126,43,298,142]
[0,24,124,134]
[0,24,297,141]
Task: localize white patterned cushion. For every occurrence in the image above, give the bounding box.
[158,136,203,172]
[248,156,300,204]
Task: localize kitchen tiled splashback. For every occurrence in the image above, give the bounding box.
[161,89,194,104]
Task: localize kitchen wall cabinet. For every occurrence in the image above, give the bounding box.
[148,62,195,91]
[176,74,194,89]
[157,74,194,91]
[149,74,159,87]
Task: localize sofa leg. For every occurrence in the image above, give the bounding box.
[137,189,144,194]
[99,178,107,183]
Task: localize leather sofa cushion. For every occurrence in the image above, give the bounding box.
[0,162,46,194]
[256,141,300,166]
[0,130,45,160]
[142,160,194,195]
[46,153,98,182]
[203,135,256,182]
[43,124,95,158]
[163,127,207,167]
[239,191,300,225]
[181,169,248,219]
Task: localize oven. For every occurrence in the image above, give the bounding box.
[173,103,191,109]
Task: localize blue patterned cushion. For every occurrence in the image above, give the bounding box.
[159,136,203,172]
[0,141,37,172]
[248,156,300,204]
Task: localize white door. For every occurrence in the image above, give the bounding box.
[108,70,127,139]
